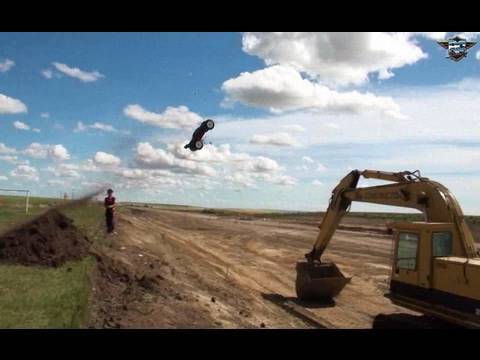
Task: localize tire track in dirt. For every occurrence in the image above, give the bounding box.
[112,207,422,328]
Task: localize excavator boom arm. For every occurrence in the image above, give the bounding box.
[307,169,477,262]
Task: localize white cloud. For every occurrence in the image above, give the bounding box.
[74,121,127,134]
[250,132,299,146]
[23,143,70,161]
[52,62,104,82]
[282,124,305,132]
[457,32,480,41]
[12,121,40,132]
[222,65,405,119]
[41,69,53,79]
[302,156,314,164]
[0,143,16,154]
[124,104,202,129]
[135,142,216,176]
[0,175,8,181]
[0,155,28,165]
[0,59,15,73]
[47,179,67,186]
[476,50,480,61]
[89,122,116,132]
[0,93,27,114]
[94,151,121,166]
[408,32,447,41]
[23,143,49,159]
[10,164,39,182]
[312,179,323,186]
[13,121,30,131]
[133,141,295,187]
[0,155,18,164]
[262,173,297,186]
[40,112,50,118]
[50,144,70,161]
[241,32,430,86]
[75,121,87,132]
[215,80,480,149]
[46,163,81,178]
[366,145,480,174]
[317,163,327,172]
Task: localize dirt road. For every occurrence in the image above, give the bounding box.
[88,206,438,329]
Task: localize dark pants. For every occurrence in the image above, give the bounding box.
[106,211,114,233]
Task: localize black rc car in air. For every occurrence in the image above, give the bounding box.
[184,119,215,151]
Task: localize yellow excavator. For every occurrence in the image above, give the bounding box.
[296,169,480,328]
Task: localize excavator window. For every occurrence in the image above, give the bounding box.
[432,232,453,257]
[396,232,419,270]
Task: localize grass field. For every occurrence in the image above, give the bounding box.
[0,195,105,328]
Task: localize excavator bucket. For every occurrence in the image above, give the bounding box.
[295,261,351,301]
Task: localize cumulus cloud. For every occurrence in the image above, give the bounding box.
[0,175,8,181]
[0,155,18,164]
[0,93,27,114]
[40,112,50,118]
[0,59,15,73]
[476,50,480,61]
[23,143,70,161]
[0,155,28,165]
[241,32,431,86]
[0,143,16,154]
[282,124,305,132]
[312,179,323,186]
[250,132,299,146]
[46,163,81,178]
[124,104,202,129]
[51,62,104,82]
[94,151,121,166]
[13,121,30,131]
[222,65,405,119]
[135,142,216,176]
[133,141,295,187]
[10,164,39,182]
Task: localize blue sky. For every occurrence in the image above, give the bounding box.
[1,32,480,214]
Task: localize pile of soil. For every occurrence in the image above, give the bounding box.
[0,209,91,267]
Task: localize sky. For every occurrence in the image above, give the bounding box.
[1,32,480,214]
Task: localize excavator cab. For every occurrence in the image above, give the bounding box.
[388,222,480,327]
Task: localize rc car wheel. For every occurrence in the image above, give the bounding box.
[195,140,204,150]
[206,119,215,130]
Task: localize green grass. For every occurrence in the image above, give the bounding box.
[0,257,95,328]
[0,195,105,328]
[0,195,62,233]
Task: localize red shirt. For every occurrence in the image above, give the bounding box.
[104,196,116,213]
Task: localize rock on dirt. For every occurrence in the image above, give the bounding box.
[0,209,91,267]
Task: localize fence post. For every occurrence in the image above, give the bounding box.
[25,190,30,214]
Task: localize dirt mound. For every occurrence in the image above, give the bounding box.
[0,209,91,267]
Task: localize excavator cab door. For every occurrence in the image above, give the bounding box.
[393,230,421,286]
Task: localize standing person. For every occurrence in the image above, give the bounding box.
[104,189,116,234]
